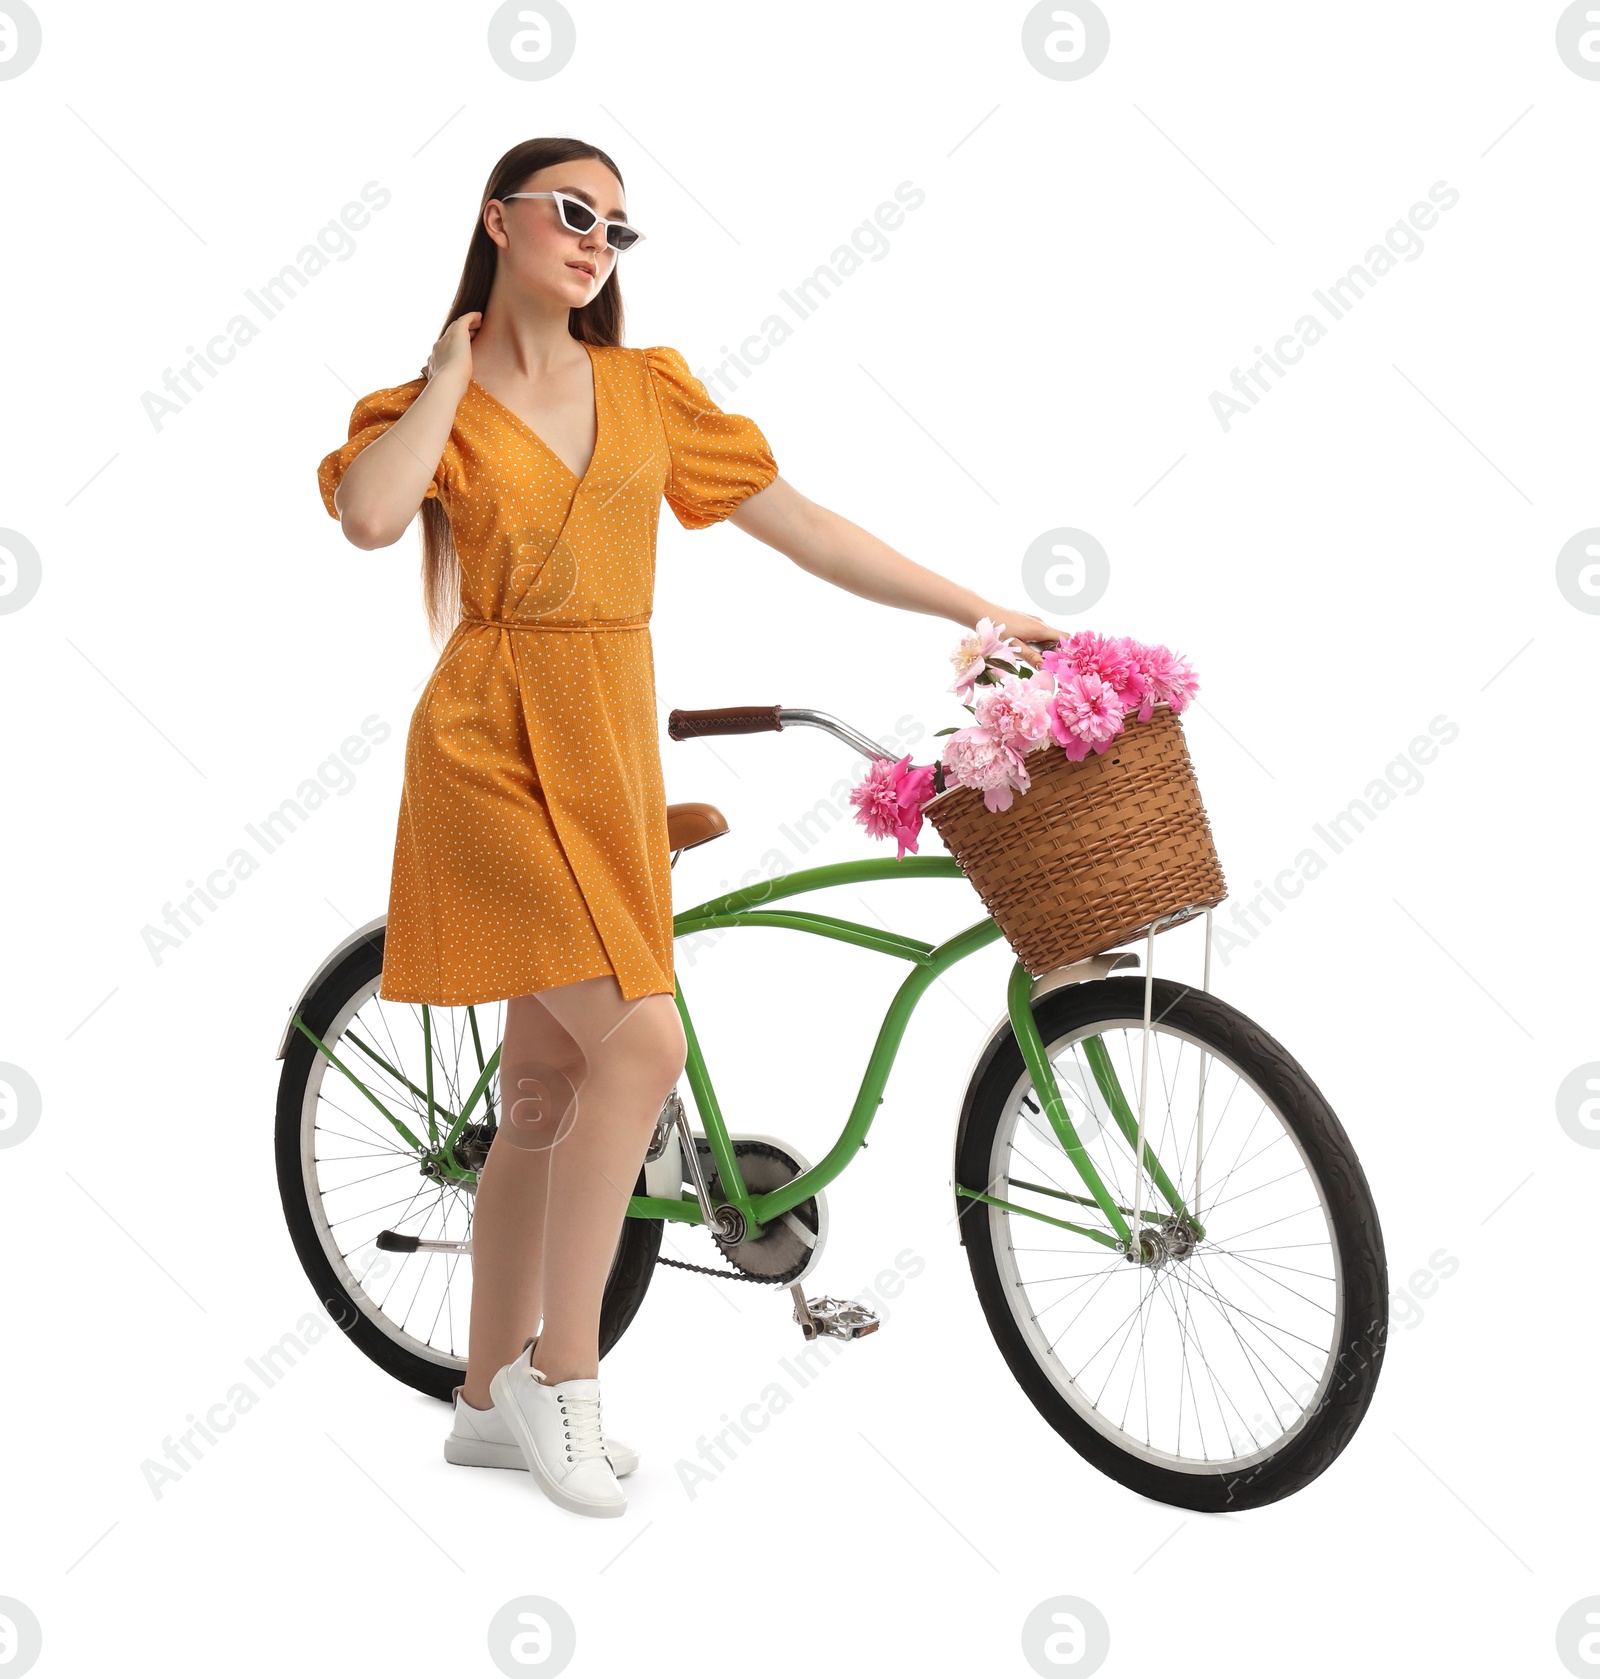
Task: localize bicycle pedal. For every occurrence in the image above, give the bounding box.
[790,1287,880,1342]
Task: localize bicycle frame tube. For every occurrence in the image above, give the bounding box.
[629,854,1200,1253]
[635,856,1001,1233]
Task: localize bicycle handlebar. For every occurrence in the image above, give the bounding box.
[665,638,1059,756]
[666,705,784,740]
[666,705,894,761]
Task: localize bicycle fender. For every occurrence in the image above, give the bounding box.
[274,914,387,1059]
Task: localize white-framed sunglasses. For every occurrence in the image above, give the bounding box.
[500,190,646,251]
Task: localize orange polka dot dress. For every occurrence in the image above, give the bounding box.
[316,343,778,1005]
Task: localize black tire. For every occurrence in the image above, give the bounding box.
[274,926,662,1401]
[954,976,1387,1511]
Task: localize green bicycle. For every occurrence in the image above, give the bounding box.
[275,705,1387,1512]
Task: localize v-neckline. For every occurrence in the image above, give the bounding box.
[469,341,601,486]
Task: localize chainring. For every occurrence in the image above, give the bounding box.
[680,1137,824,1287]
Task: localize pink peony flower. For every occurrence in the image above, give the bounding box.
[1042,631,1144,712]
[1048,669,1128,761]
[941,724,1032,812]
[948,616,1016,704]
[849,753,939,858]
[973,667,1056,756]
[1128,642,1199,718]
[891,759,937,855]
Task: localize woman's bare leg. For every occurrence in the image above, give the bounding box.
[518,975,686,1384]
[459,991,586,1409]
[461,974,686,1403]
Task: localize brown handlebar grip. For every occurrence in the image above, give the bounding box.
[667,705,784,741]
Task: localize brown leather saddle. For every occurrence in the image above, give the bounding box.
[666,801,728,854]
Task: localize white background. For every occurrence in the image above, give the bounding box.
[1,2,1595,1674]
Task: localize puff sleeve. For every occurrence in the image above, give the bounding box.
[643,345,779,530]
[316,380,461,520]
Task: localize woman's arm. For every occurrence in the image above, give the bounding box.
[728,477,1063,650]
[334,313,479,550]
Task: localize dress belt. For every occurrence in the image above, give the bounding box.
[458,614,650,632]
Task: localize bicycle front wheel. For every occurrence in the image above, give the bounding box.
[954,976,1386,1511]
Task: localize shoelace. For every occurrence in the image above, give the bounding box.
[553,1388,607,1464]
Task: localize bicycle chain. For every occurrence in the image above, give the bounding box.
[654,1250,778,1285]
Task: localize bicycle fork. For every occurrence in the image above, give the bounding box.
[997,918,1212,1264]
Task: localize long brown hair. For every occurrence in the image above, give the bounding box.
[419,137,628,643]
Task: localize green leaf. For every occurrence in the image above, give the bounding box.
[933,725,959,736]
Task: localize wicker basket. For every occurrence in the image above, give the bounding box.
[923,703,1227,975]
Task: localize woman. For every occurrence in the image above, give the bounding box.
[317,135,1062,1519]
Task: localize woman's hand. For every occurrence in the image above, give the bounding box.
[422,311,481,389]
[336,315,478,549]
[985,608,1065,666]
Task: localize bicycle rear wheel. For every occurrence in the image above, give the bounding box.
[274,926,662,1400]
[955,976,1386,1511]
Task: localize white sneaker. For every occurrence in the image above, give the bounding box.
[488,1343,627,1518]
[445,1386,639,1477]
